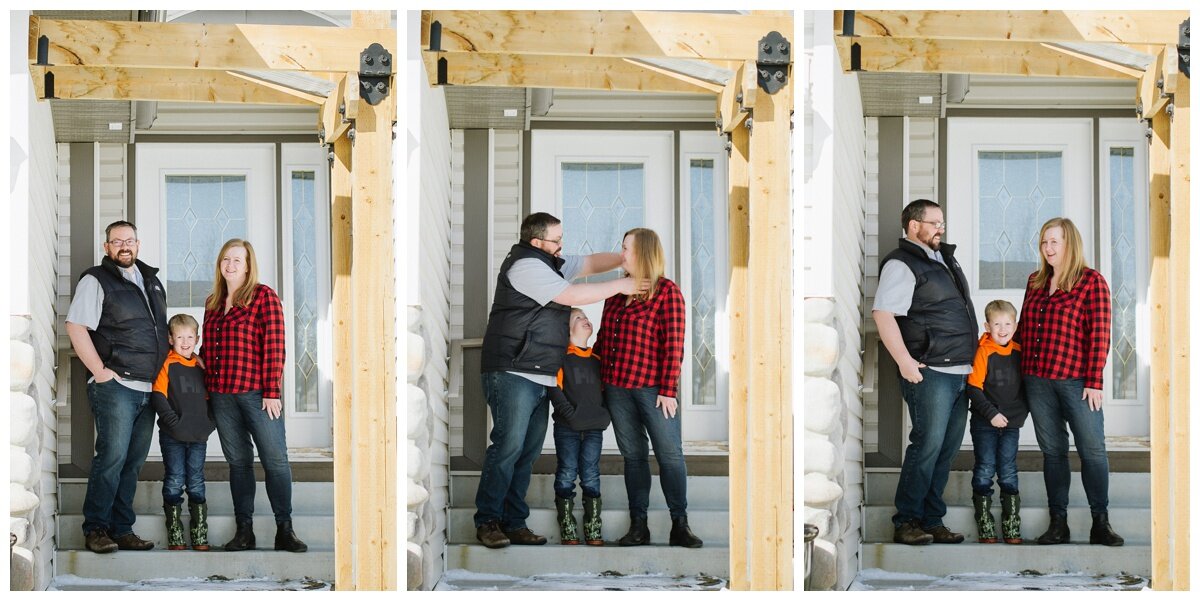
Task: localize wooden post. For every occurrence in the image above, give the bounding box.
[1148,100,1171,590]
[727,121,750,590]
[1167,77,1189,590]
[330,129,354,588]
[746,77,794,590]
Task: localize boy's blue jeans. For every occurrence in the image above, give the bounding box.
[969,415,1020,496]
[553,423,603,499]
[160,431,207,505]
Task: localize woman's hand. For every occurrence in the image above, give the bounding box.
[656,395,678,419]
[263,396,283,420]
[1083,387,1104,412]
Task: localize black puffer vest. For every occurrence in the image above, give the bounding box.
[480,242,573,375]
[880,238,978,366]
[82,256,169,381]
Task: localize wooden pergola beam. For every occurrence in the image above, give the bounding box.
[421,50,718,94]
[1041,43,1146,79]
[29,16,393,72]
[835,10,1188,45]
[29,65,319,104]
[1139,47,1170,120]
[423,10,794,61]
[833,36,1141,79]
[1167,78,1189,590]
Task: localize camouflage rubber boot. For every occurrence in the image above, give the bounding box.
[555,496,580,545]
[972,494,997,543]
[582,495,603,546]
[164,503,186,550]
[189,502,210,550]
[1000,493,1022,544]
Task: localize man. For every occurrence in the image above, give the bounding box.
[873,199,978,545]
[474,212,651,549]
[66,221,169,553]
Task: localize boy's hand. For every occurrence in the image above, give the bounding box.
[990,414,1009,429]
[899,358,926,384]
[656,395,678,419]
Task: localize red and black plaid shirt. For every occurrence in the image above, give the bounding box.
[595,277,686,398]
[200,284,286,398]
[1015,268,1111,389]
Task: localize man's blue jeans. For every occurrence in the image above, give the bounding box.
[81,379,155,536]
[160,431,207,505]
[1024,375,1110,516]
[969,416,1020,496]
[473,371,550,529]
[211,391,293,525]
[553,423,603,499]
[606,386,688,520]
[893,369,968,529]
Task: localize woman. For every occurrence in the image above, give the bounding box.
[596,228,701,548]
[201,239,307,553]
[1016,218,1122,546]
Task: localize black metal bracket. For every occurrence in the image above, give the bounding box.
[841,10,857,38]
[757,31,790,95]
[1179,18,1190,79]
[359,43,393,106]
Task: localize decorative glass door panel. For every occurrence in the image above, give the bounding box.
[561,162,645,284]
[976,151,1063,290]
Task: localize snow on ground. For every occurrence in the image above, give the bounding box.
[435,569,726,591]
[850,568,1149,591]
[50,574,331,591]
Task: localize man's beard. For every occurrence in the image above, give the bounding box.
[112,251,135,268]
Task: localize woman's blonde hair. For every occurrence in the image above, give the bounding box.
[1030,217,1088,293]
[622,227,665,302]
[205,239,261,311]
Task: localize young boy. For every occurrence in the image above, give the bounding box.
[548,308,610,545]
[150,314,216,551]
[966,300,1028,544]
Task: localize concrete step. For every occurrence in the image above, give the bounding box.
[861,543,1150,577]
[865,471,1150,507]
[450,474,729,510]
[445,543,729,578]
[448,507,728,545]
[863,506,1150,544]
[59,481,333,515]
[56,549,334,582]
[58,515,333,550]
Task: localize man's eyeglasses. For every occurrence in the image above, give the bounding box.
[535,237,563,246]
[106,238,139,248]
[919,221,946,230]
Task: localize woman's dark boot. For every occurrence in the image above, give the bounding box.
[189,502,210,550]
[164,503,186,550]
[972,494,997,543]
[1036,513,1070,545]
[1000,493,1022,544]
[618,516,650,546]
[582,495,603,546]
[275,520,308,552]
[224,520,256,551]
[1089,512,1125,546]
[556,496,580,545]
[669,516,703,548]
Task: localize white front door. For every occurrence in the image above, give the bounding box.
[531,130,729,450]
[136,143,332,455]
[948,117,1149,445]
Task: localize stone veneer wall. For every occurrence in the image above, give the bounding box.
[804,299,847,590]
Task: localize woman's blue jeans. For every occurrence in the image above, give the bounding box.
[606,386,688,519]
[81,379,155,536]
[893,369,968,529]
[473,371,550,530]
[1024,375,1110,516]
[211,391,293,525]
[969,416,1020,496]
[160,431,207,505]
[553,423,603,499]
